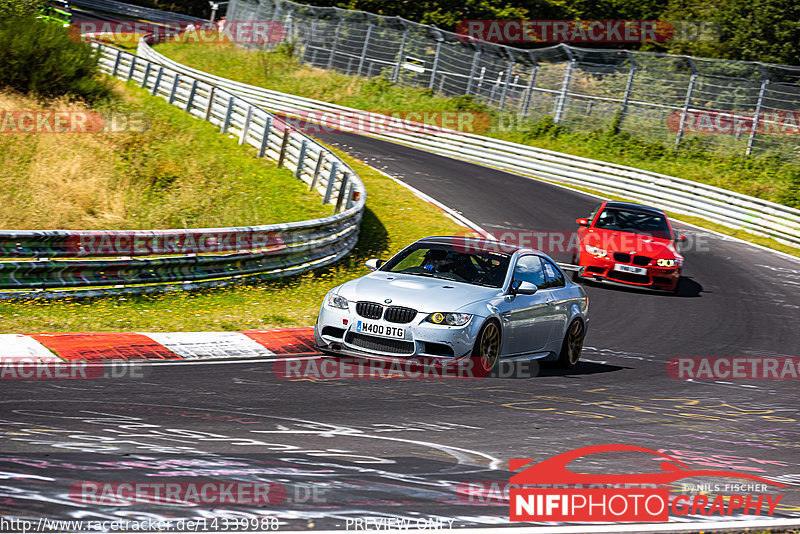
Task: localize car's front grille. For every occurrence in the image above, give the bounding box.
[321,326,345,339]
[632,255,652,266]
[613,252,631,263]
[348,333,414,354]
[356,301,383,320]
[608,271,650,284]
[384,306,417,324]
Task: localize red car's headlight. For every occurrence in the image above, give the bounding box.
[656,258,677,268]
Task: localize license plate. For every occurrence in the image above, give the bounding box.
[355,321,405,339]
[614,263,647,275]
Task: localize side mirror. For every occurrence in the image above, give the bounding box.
[365,258,384,271]
[576,218,589,227]
[513,280,538,295]
[677,234,687,243]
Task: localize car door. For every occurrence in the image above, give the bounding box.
[540,257,571,351]
[498,255,553,355]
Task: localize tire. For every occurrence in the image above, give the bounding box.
[557,319,585,368]
[473,320,501,372]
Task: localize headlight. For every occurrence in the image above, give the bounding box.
[425,312,472,326]
[326,292,349,309]
[656,258,676,268]
[584,244,607,258]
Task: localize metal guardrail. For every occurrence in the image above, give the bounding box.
[70,0,205,22]
[0,40,366,296]
[137,40,800,248]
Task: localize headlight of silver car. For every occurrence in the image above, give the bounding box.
[425,312,472,326]
[326,292,349,309]
[584,244,608,258]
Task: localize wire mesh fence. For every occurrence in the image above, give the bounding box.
[227,0,800,161]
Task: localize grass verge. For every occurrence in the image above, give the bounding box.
[0,148,466,332]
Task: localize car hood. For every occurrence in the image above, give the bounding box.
[338,272,500,313]
[586,229,678,258]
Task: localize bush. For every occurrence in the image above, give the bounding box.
[0,15,110,102]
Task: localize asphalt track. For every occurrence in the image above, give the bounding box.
[3,125,800,532]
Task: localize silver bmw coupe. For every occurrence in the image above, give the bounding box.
[314,236,589,371]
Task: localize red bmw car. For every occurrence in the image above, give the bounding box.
[573,201,686,293]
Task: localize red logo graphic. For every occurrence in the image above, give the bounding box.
[509,444,785,522]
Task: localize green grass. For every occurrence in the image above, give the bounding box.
[0,148,467,332]
[0,81,329,230]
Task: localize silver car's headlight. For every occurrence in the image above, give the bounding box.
[425,312,472,326]
[584,244,607,258]
[326,292,349,309]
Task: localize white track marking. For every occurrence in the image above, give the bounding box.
[0,335,59,361]
[141,331,275,359]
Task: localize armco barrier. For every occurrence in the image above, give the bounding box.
[136,39,800,248]
[0,41,365,296]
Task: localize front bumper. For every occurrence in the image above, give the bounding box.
[577,254,680,291]
[315,303,485,361]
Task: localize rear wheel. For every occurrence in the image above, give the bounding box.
[474,320,501,372]
[557,319,584,368]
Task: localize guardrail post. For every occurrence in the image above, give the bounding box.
[553,48,574,124]
[258,117,272,158]
[357,24,373,76]
[111,49,122,77]
[499,50,515,110]
[519,52,538,117]
[277,128,292,167]
[323,161,339,204]
[675,58,698,147]
[204,86,217,121]
[617,51,636,132]
[335,172,349,212]
[239,106,253,145]
[428,30,443,90]
[295,140,308,178]
[185,79,198,112]
[168,73,181,104]
[141,63,151,88]
[126,56,137,81]
[465,48,481,95]
[391,20,409,83]
[151,66,164,96]
[309,150,327,191]
[747,66,769,156]
[327,10,343,70]
[221,96,234,134]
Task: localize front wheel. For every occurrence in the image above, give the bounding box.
[557,319,585,368]
[474,320,501,372]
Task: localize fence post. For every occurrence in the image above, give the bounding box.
[258,117,272,158]
[127,56,137,81]
[151,66,164,96]
[185,80,198,112]
[499,49,515,110]
[204,86,217,121]
[221,96,234,134]
[300,8,317,64]
[675,58,698,147]
[141,63,151,88]
[466,47,482,95]
[323,162,339,204]
[553,47,574,124]
[391,20,409,83]
[327,10,343,70]
[617,51,636,131]
[335,172,349,212]
[309,150,327,191]
[357,23,373,75]
[428,30,443,90]
[111,49,122,77]
[296,140,308,178]
[168,73,181,104]
[519,53,539,117]
[278,128,292,167]
[239,106,253,145]
[747,65,769,156]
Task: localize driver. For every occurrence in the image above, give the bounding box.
[421,249,454,274]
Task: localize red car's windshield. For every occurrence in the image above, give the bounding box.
[594,208,672,240]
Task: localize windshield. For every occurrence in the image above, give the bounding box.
[594,207,672,240]
[381,244,510,288]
